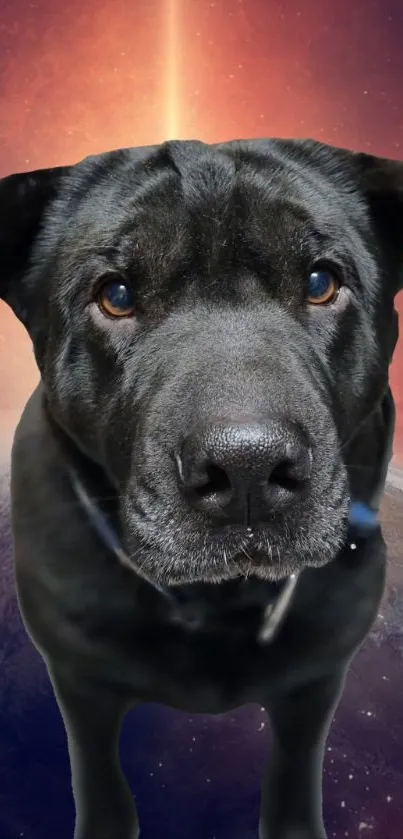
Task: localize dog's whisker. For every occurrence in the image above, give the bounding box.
[239,542,254,578]
[266,538,273,564]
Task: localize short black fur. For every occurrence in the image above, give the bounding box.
[2,137,402,839]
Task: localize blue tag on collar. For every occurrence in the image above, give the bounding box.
[348,500,379,535]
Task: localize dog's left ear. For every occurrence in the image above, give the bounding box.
[0,165,70,326]
[353,152,403,294]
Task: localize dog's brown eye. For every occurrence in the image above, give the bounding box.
[306,269,340,305]
[97,279,136,318]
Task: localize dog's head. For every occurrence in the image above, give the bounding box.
[1,138,402,586]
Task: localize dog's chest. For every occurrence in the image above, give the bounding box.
[36,535,386,715]
[74,597,347,713]
[138,625,272,711]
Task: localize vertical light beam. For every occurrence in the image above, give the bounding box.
[166,0,179,139]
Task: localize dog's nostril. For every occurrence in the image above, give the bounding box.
[269,461,305,492]
[192,464,231,499]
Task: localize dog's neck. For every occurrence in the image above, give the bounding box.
[46,388,394,643]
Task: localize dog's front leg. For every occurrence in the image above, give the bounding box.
[259,669,345,839]
[50,667,139,839]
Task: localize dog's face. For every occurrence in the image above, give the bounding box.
[1,138,402,586]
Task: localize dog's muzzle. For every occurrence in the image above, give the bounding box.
[68,467,381,645]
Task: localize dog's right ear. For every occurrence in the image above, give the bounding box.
[0,165,70,328]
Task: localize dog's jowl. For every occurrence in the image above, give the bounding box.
[1,138,402,839]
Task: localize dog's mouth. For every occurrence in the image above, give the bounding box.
[124,496,350,588]
[117,517,350,595]
[69,463,381,644]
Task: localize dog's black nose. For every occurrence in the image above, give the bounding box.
[176,420,311,524]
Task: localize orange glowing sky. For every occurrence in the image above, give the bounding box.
[0,0,402,455]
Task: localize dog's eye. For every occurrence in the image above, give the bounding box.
[97,279,136,318]
[306,269,340,305]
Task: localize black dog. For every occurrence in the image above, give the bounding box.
[1,137,402,839]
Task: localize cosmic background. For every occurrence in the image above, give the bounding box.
[0,1,403,838]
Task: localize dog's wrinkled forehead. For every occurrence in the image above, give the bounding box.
[47,139,370,307]
[0,137,402,347]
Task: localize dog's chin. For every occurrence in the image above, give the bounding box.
[125,524,349,589]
